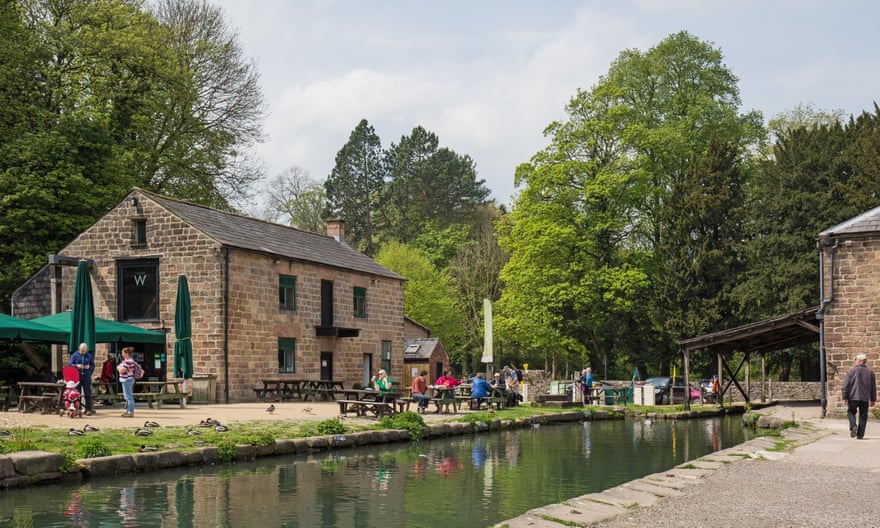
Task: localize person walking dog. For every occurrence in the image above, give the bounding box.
[841,353,877,439]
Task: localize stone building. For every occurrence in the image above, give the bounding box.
[819,206,880,414]
[12,188,405,401]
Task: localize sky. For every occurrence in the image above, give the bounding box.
[210,0,880,208]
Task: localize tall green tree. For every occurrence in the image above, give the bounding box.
[0,0,265,307]
[325,119,385,255]
[381,126,490,243]
[375,242,467,361]
[498,31,763,377]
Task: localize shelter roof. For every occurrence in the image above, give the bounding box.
[136,189,403,281]
[679,306,819,354]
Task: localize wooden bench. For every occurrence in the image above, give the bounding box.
[19,394,59,414]
[337,399,395,419]
[394,397,412,414]
[432,396,458,414]
[0,385,16,412]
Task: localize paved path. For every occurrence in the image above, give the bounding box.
[494,402,879,528]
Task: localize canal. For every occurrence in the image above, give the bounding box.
[0,415,751,527]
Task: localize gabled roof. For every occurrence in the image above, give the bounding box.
[136,189,403,280]
[820,204,880,238]
[679,306,819,354]
[404,338,441,361]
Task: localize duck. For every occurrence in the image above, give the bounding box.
[83,424,100,432]
[301,407,314,415]
[139,445,158,452]
[214,424,228,433]
[144,420,160,428]
[186,428,202,436]
[68,428,85,436]
[0,430,12,437]
[134,428,154,437]
[265,404,275,414]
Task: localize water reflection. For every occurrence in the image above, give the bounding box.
[0,416,749,528]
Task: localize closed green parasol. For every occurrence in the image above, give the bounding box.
[173,275,193,380]
[69,260,96,355]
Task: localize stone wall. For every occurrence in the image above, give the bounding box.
[822,236,880,416]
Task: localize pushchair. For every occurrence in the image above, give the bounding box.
[61,366,83,418]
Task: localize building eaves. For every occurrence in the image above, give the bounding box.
[137,189,403,281]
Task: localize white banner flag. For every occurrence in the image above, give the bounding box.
[481,298,493,364]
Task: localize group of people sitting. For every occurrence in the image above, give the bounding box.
[408,367,522,413]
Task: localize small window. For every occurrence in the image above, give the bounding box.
[353,287,367,318]
[278,338,296,373]
[133,219,147,246]
[280,275,297,311]
[381,340,392,373]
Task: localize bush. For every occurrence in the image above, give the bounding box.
[380,411,426,442]
[77,438,111,459]
[217,438,238,463]
[248,431,276,446]
[4,428,39,452]
[314,419,346,436]
[59,450,79,473]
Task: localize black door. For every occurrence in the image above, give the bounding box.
[321,280,334,327]
[320,352,333,381]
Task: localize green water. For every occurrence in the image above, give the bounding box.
[0,416,750,527]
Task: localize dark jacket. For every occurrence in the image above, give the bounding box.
[841,363,877,402]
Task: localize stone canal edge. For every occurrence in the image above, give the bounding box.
[491,414,829,528]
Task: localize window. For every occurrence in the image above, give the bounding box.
[278,338,296,373]
[118,259,159,322]
[353,287,367,318]
[381,340,392,373]
[280,275,297,311]
[133,219,147,246]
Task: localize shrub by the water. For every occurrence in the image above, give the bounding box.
[77,438,111,459]
[380,411,426,442]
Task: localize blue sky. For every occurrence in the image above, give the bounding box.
[211,0,880,207]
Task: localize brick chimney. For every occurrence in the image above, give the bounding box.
[326,218,345,242]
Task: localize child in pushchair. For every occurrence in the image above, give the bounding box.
[62,381,83,418]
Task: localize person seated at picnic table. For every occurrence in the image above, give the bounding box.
[470,373,493,410]
[373,369,394,399]
[410,370,431,412]
[434,370,461,399]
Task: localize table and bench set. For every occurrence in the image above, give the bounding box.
[11,379,187,414]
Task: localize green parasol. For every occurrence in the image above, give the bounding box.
[0,313,68,343]
[69,260,96,355]
[173,275,193,380]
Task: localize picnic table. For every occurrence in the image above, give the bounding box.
[335,388,406,417]
[17,381,65,414]
[255,378,344,402]
[429,385,460,414]
[132,380,188,409]
[0,384,17,412]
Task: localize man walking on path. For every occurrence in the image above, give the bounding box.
[841,353,876,439]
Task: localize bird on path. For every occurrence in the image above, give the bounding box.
[83,424,99,432]
[134,428,153,437]
[266,404,275,414]
[139,445,158,452]
[68,428,85,436]
[144,420,160,428]
[301,407,314,415]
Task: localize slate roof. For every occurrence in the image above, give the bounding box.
[403,338,440,361]
[137,189,403,280]
[819,204,880,238]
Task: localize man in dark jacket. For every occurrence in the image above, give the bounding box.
[841,353,877,439]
